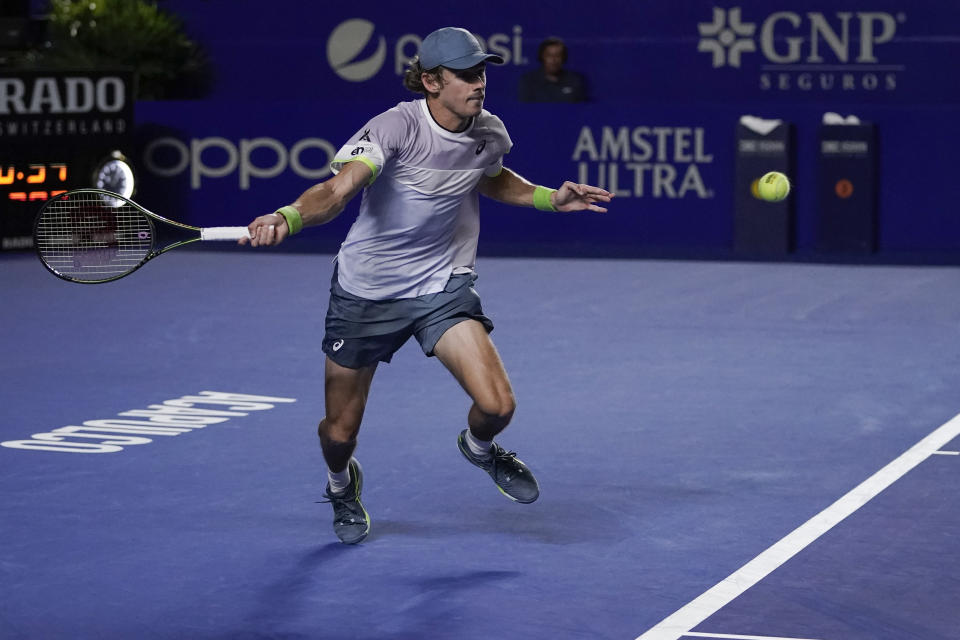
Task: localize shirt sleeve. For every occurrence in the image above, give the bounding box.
[484,113,513,177]
[330,107,403,184]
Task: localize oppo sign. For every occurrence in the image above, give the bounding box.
[143,136,336,189]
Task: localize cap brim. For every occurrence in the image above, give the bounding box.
[441,52,505,69]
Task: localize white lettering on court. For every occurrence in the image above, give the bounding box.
[0,391,296,454]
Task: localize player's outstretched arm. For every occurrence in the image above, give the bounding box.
[241,161,372,247]
[478,168,613,213]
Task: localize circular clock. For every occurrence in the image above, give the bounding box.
[93,152,136,202]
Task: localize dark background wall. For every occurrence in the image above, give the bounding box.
[5,1,959,260]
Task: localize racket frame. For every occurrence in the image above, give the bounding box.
[34,189,220,284]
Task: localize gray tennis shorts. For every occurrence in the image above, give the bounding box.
[322,267,494,369]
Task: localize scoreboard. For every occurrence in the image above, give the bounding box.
[0,70,135,250]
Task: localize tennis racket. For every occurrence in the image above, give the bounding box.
[34,189,251,284]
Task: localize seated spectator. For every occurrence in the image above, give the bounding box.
[518,37,587,103]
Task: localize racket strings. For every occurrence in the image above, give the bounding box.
[35,192,153,281]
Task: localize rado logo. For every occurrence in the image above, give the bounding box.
[0,76,127,116]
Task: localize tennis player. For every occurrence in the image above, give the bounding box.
[242,27,612,544]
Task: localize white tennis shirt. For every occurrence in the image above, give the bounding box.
[330,99,512,300]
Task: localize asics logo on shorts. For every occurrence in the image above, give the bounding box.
[332,339,344,351]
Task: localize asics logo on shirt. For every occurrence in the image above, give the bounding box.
[476,139,487,155]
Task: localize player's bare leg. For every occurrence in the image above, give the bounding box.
[434,320,539,503]
[317,356,377,543]
[318,356,377,471]
[433,319,515,438]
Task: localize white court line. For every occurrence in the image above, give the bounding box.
[932,450,959,455]
[684,633,821,640]
[637,412,960,640]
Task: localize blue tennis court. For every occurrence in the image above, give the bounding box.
[2,249,958,639]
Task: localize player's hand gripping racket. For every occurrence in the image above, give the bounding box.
[34,189,250,284]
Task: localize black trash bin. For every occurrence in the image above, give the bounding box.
[817,123,878,253]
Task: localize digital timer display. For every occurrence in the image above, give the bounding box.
[0,163,71,202]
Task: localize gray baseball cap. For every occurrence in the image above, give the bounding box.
[419,27,504,70]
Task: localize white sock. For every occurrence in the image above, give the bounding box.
[327,467,351,494]
[465,430,493,458]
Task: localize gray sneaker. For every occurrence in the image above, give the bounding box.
[457,429,540,503]
[321,458,370,544]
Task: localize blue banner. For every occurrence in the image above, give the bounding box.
[128,0,960,256]
[158,0,960,106]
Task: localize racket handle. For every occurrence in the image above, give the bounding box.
[200,226,252,241]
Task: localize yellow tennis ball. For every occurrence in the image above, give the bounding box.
[757,171,790,202]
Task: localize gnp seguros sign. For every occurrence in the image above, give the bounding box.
[697,7,906,93]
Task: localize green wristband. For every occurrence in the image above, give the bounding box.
[275,205,303,235]
[533,185,557,212]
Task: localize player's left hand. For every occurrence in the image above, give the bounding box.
[552,182,614,213]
